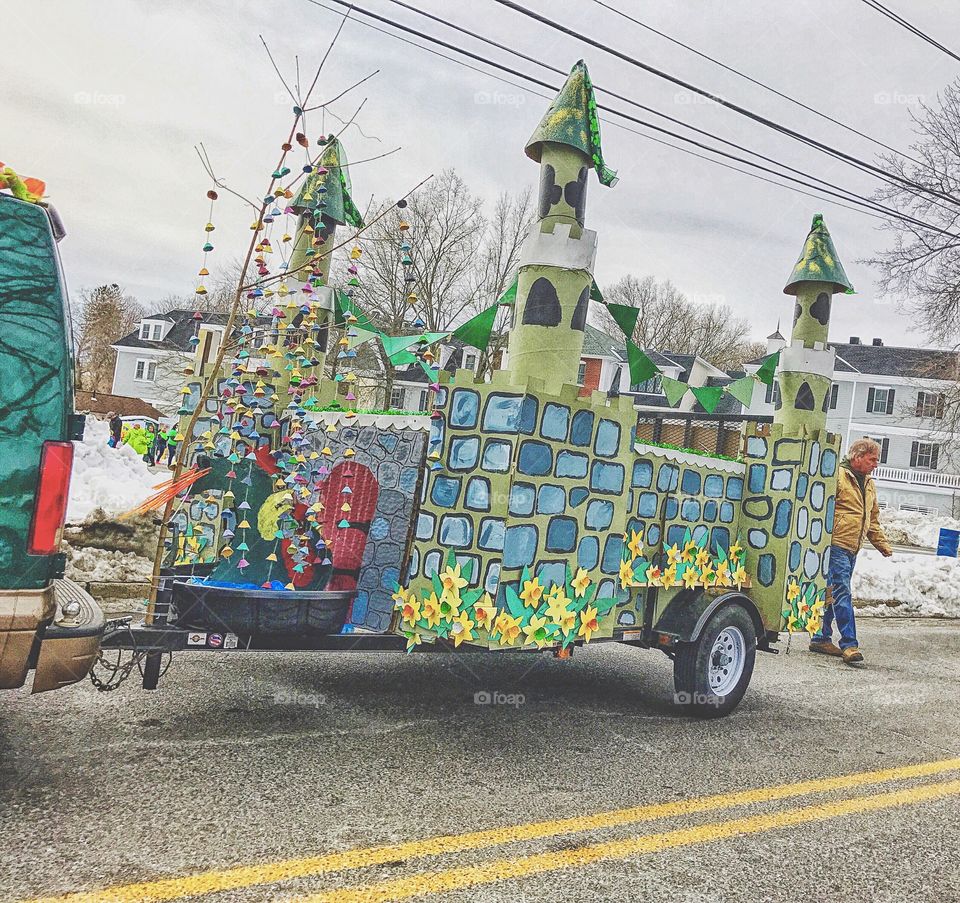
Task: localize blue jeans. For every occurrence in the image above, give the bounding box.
[813,546,858,650]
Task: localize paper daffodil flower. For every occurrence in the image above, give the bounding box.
[472,595,496,631]
[732,565,748,587]
[523,614,552,649]
[440,563,468,603]
[646,565,661,585]
[571,567,591,599]
[627,529,644,560]
[451,610,476,648]
[665,544,682,566]
[391,585,411,610]
[681,540,698,563]
[399,593,421,627]
[682,565,700,589]
[404,630,422,652]
[695,548,711,568]
[619,558,636,589]
[699,562,715,585]
[786,580,801,603]
[578,606,600,643]
[519,576,545,608]
[422,592,442,629]
[545,589,572,625]
[493,612,522,646]
[805,614,822,637]
[437,590,462,622]
[660,565,677,588]
[715,560,732,587]
[786,613,799,632]
[728,540,743,559]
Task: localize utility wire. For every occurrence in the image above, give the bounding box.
[859,0,960,64]
[490,0,960,210]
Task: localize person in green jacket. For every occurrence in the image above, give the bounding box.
[162,427,178,467]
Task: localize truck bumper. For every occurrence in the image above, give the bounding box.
[32,579,105,693]
[0,584,56,689]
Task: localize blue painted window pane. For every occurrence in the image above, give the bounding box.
[484,561,501,594]
[771,468,792,491]
[626,518,645,537]
[638,492,658,517]
[826,496,835,533]
[546,516,578,553]
[585,499,614,530]
[541,403,570,441]
[822,546,831,579]
[508,482,535,517]
[704,474,724,498]
[810,518,823,544]
[570,487,589,508]
[430,475,461,507]
[667,524,686,549]
[481,438,512,473]
[680,498,700,521]
[632,459,653,488]
[692,525,708,546]
[482,393,523,432]
[747,436,767,458]
[519,395,538,434]
[710,527,730,556]
[703,500,718,522]
[810,481,825,511]
[416,512,435,540]
[681,469,702,495]
[465,477,490,511]
[536,484,566,515]
[578,536,600,569]
[423,550,441,579]
[450,389,479,428]
[518,440,553,476]
[536,561,567,589]
[595,419,621,457]
[758,553,776,586]
[571,410,594,447]
[647,524,661,546]
[503,525,538,569]
[478,517,506,551]
[449,436,480,471]
[665,497,679,520]
[408,547,419,580]
[809,441,821,476]
[719,501,735,523]
[657,464,679,492]
[748,463,767,493]
[789,541,801,570]
[748,529,767,549]
[821,448,837,477]
[454,555,479,584]
[773,499,792,538]
[726,477,743,500]
[590,460,625,494]
[796,473,809,500]
[434,386,448,407]
[438,515,473,548]
[556,450,589,479]
[601,535,624,574]
[803,549,821,579]
[429,416,445,453]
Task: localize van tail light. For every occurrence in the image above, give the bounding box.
[28,441,74,555]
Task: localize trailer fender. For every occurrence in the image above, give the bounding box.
[654,590,766,647]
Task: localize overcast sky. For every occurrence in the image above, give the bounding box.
[5,0,959,348]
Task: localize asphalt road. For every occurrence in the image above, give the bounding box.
[2,618,959,903]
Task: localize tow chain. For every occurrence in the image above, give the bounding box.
[89,617,172,691]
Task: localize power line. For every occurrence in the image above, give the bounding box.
[860,0,960,64]
[489,0,960,210]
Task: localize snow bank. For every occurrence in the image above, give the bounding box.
[853,548,960,617]
[879,508,960,549]
[67,417,159,523]
[63,542,154,583]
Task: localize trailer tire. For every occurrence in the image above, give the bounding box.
[673,603,756,718]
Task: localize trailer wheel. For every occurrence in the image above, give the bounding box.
[673,603,756,718]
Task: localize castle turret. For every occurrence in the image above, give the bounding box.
[774,214,852,435]
[506,60,616,392]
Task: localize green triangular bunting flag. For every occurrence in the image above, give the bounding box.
[347,326,379,349]
[726,375,757,407]
[379,334,422,358]
[606,302,640,340]
[754,351,780,386]
[590,280,604,304]
[661,376,688,407]
[453,303,498,352]
[691,385,725,414]
[388,349,417,366]
[497,276,518,306]
[625,341,657,386]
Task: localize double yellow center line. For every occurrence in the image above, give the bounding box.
[28,756,960,903]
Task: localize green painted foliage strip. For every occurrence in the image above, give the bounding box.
[453,302,498,351]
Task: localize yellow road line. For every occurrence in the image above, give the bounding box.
[303,778,960,903]
[26,757,960,903]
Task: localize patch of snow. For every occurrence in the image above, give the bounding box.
[853,548,960,617]
[63,542,153,583]
[67,417,159,523]
[879,508,960,550]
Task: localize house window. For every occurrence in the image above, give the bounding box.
[764,379,781,406]
[911,441,939,470]
[417,389,429,412]
[151,323,162,341]
[916,390,945,419]
[867,386,895,414]
[139,323,150,340]
[633,375,663,394]
[389,386,404,409]
[869,437,890,464]
[577,361,586,385]
[462,352,477,372]
[829,383,839,410]
[134,359,157,382]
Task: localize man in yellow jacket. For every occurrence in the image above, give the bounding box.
[810,438,893,664]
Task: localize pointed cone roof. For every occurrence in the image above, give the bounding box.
[783,213,853,295]
[292,138,364,228]
[524,60,618,187]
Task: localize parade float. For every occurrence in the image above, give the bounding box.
[99,61,848,716]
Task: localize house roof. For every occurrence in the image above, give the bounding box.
[141,312,175,322]
[582,324,622,358]
[74,391,164,419]
[114,309,255,353]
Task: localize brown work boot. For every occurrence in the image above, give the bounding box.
[842,646,864,665]
[809,640,842,657]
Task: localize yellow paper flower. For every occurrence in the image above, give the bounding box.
[646,565,661,585]
[660,565,677,588]
[787,580,801,602]
[440,563,468,603]
[682,565,700,589]
[437,590,462,622]
[545,589,572,625]
[451,610,476,648]
[571,567,591,598]
[519,576,545,608]
[493,612,522,646]
[695,548,711,568]
[699,562,715,585]
[681,540,698,563]
[619,558,636,589]
[578,606,600,643]
[728,540,743,559]
[391,585,411,609]
[627,528,644,560]
[786,613,799,632]
[665,544,682,566]
[715,560,732,587]
[732,565,748,587]
[399,593,421,627]
[806,614,822,637]
[523,614,552,648]
[472,594,496,631]
[404,630,422,651]
[422,592,441,629]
